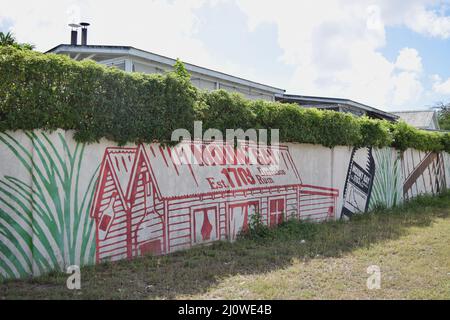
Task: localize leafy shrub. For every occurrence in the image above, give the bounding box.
[249,101,362,147]
[196,90,256,133]
[358,117,393,148]
[440,132,450,151]
[1,46,450,152]
[391,121,443,152]
[0,46,196,144]
[239,211,271,240]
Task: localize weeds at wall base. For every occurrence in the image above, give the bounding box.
[240,190,450,243]
[0,191,448,299]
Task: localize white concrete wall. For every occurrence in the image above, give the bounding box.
[0,130,448,280]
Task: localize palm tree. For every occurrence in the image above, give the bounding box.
[0,31,34,50]
[0,31,16,46]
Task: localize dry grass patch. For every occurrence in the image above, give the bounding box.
[1,192,449,300]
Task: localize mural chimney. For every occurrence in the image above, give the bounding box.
[80,22,90,46]
[69,23,80,46]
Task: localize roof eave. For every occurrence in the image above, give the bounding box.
[277,94,398,120]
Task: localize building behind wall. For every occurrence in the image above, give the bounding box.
[276,94,399,122]
[392,110,441,130]
[46,44,285,102]
[47,23,399,120]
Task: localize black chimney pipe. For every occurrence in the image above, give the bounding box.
[80,22,90,46]
[70,30,78,45]
[68,23,80,45]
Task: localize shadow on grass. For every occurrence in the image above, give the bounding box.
[1,192,449,299]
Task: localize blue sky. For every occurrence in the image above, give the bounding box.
[382,27,450,78]
[381,25,450,109]
[1,0,450,111]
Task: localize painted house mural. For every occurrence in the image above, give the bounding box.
[0,130,448,280]
[89,141,339,262]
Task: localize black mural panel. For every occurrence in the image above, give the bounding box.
[341,147,375,219]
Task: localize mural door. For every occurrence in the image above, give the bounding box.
[269,198,285,226]
[228,201,259,240]
[135,174,164,256]
[193,207,218,244]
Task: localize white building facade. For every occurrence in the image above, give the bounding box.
[46,44,285,102]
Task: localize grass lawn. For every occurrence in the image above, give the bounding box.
[1,193,450,300]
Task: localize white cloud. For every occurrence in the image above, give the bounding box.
[395,48,423,73]
[366,4,386,44]
[404,4,450,39]
[392,72,424,106]
[432,74,450,95]
[236,0,432,109]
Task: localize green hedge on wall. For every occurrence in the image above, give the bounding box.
[1,46,450,152]
[0,46,196,144]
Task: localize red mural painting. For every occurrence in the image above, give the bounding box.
[89,141,339,262]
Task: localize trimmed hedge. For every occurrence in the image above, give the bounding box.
[0,46,196,144]
[1,46,449,152]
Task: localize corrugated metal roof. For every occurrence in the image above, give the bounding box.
[276,94,399,121]
[392,111,438,129]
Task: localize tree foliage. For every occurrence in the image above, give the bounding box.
[436,102,450,131]
[1,46,450,152]
[0,31,34,50]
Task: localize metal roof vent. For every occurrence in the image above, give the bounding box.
[69,23,80,46]
[80,22,90,46]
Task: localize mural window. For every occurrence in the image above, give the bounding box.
[269,198,285,226]
[228,201,259,240]
[193,206,219,244]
